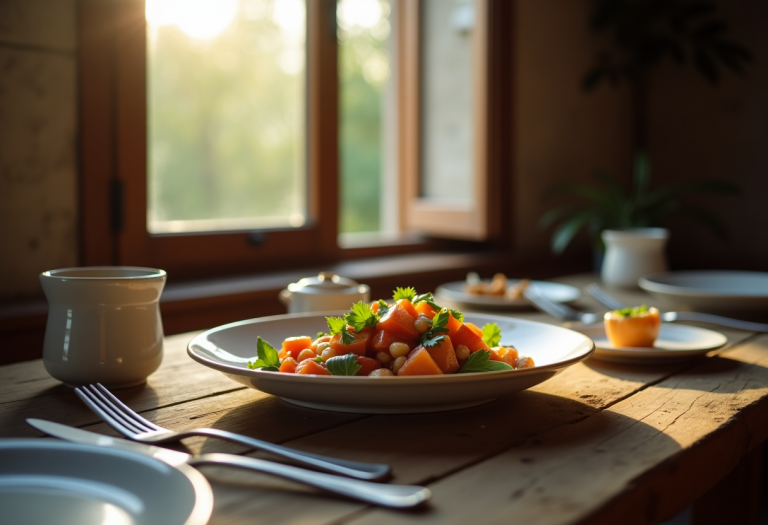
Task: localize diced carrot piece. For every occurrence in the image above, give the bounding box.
[309,335,331,352]
[370,330,418,353]
[279,357,297,374]
[396,299,419,319]
[296,359,331,375]
[489,346,519,367]
[397,347,444,376]
[515,356,535,369]
[425,338,459,374]
[353,356,382,376]
[449,324,490,353]
[280,336,313,360]
[414,302,438,320]
[371,301,381,314]
[445,312,463,339]
[330,329,372,356]
[465,322,484,339]
[375,304,419,339]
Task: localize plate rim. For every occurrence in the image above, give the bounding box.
[187,312,596,385]
[0,439,213,525]
[575,323,728,357]
[639,270,768,299]
[434,279,580,306]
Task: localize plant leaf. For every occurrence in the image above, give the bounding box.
[393,287,417,302]
[326,354,362,376]
[457,350,514,374]
[247,337,280,371]
[551,209,600,255]
[481,323,502,347]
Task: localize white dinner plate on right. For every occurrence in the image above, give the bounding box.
[639,271,768,316]
[576,323,728,365]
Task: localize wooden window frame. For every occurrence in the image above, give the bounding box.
[78,0,514,282]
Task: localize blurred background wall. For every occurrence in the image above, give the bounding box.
[0,0,765,302]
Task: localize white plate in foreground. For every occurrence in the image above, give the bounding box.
[576,323,728,365]
[187,312,594,414]
[0,439,212,525]
[435,280,580,309]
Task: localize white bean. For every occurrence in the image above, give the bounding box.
[375,351,392,364]
[392,356,407,374]
[369,368,394,377]
[389,342,410,358]
[455,344,470,361]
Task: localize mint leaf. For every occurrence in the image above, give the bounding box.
[344,301,379,333]
[247,337,281,371]
[326,354,362,376]
[393,287,417,302]
[481,323,502,347]
[457,350,514,373]
[377,299,390,316]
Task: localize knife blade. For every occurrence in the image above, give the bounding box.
[26,419,430,508]
[28,419,191,467]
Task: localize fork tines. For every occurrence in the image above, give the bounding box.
[75,383,157,437]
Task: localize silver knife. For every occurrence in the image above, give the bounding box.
[27,419,430,509]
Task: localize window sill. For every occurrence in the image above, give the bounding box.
[0,250,589,364]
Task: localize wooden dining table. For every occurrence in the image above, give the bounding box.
[2,273,767,525]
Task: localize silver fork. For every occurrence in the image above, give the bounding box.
[75,383,391,480]
[584,283,768,332]
[523,287,599,325]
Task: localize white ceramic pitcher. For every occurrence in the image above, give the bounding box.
[601,228,669,288]
[39,267,166,388]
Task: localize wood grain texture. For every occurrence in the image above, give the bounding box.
[1,276,765,525]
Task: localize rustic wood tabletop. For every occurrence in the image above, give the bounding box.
[2,274,766,525]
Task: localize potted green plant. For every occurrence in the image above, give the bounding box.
[540,0,749,261]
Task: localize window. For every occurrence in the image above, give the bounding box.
[78,0,510,280]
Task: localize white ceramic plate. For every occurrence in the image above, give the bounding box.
[639,271,768,316]
[0,439,213,525]
[576,323,728,365]
[187,312,594,414]
[435,280,580,310]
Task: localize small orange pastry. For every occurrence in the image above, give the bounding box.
[604,305,661,347]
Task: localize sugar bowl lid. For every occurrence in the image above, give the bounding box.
[287,272,363,295]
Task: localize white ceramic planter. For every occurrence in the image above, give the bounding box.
[601,228,669,288]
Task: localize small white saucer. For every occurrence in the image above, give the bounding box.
[576,323,728,365]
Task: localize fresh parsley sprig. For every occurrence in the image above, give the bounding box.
[393,287,417,302]
[326,316,354,345]
[246,337,281,371]
[418,309,450,347]
[481,323,502,347]
[344,301,379,333]
[457,350,514,373]
[326,354,362,376]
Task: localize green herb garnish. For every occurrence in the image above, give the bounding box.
[457,350,514,373]
[314,355,324,363]
[326,354,362,376]
[393,287,417,302]
[246,336,281,371]
[445,308,464,322]
[418,309,450,345]
[344,301,379,333]
[614,305,649,317]
[377,299,390,316]
[413,292,441,311]
[326,316,354,345]
[481,323,502,347]
[316,331,327,340]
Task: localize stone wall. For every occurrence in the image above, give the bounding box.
[0,0,79,300]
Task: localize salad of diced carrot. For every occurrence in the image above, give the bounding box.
[247,287,536,377]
